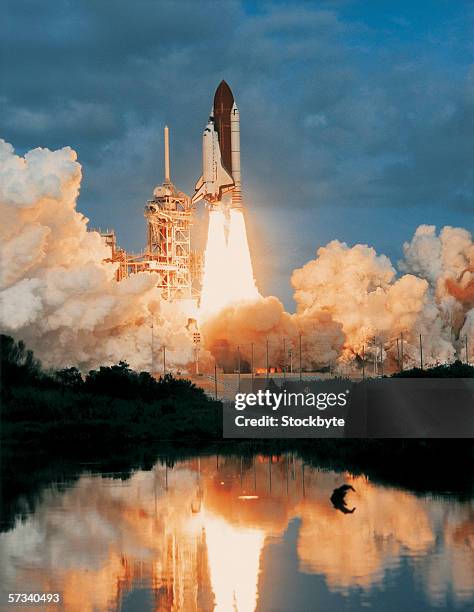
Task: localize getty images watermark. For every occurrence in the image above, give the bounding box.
[223,379,474,438]
[233,389,349,429]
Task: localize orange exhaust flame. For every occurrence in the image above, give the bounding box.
[199,208,260,320]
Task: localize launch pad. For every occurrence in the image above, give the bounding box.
[97,80,252,313]
[144,126,198,301]
[100,126,202,304]
[144,188,195,301]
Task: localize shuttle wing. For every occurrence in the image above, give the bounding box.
[191,177,206,205]
[195,175,204,190]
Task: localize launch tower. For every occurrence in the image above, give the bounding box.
[144,126,197,301]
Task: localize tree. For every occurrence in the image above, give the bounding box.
[55,367,84,389]
[1,334,42,386]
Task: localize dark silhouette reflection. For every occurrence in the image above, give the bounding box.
[331,484,356,514]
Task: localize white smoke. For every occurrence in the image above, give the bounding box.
[399,224,474,364]
[291,227,474,369]
[1,139,472,375]
[0,140,194,372]
[201,294,345,371]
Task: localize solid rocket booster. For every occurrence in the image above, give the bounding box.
[192,80,242,207]
[230,102,242,207]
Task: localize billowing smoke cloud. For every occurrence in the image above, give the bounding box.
[201,295,345,372]
[203,227,473,373]
[1,139,472,375]
[199,199,345,372]
[291,228,473,369]
[0,140,194,372]
[401,224,474,323]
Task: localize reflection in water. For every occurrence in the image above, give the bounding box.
[205,515,264,611]
[0,455,473,611]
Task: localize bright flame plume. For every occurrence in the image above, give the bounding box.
[200,208,260,319]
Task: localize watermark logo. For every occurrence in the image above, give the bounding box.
[234,389,350,411]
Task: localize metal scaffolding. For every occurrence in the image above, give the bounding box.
[97,126,202,302]
[144,184,194,301]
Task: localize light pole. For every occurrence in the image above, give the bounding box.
[299,333,302,382]
[251,342,254,388]
[237,345,241,392]
[362,344,365,380]
[214,363,217,400]
[400,332,404,371]
[373,337,377,376]
[151,316,154,376]
[266,339,269,381]
[193,331,201,375]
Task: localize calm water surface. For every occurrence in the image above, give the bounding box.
[1,454,473,611]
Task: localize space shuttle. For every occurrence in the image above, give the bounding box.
[192,80,242,208]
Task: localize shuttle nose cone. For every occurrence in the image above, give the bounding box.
[213,80,235,176]
[214,80,234,110]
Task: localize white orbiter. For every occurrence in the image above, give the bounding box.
[192,80,242,208]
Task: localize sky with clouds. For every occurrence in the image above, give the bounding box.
[2,0,473,307]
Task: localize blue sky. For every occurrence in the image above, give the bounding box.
[2,0,473,307]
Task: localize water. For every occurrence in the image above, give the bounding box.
[1,453,472,611]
